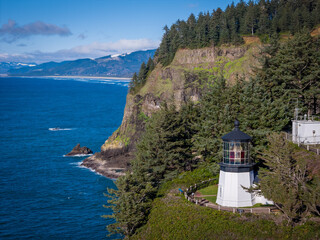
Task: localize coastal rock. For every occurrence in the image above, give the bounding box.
[81,45,261,177]
[81,151,130,178]
[66,143,93,156]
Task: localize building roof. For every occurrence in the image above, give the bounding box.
[221,120,252,142]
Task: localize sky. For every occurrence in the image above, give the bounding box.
[0,0,240,63]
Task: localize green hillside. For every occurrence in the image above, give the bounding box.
[101,0,320,238]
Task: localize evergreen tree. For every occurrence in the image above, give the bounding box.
[129,72,138,93]
[155,0,320,66]
[158,25,171,66]
[257,0,270,34]
[258,133,320,223]
[146,57,155,75]
[244,0,258,35]
[106,103,199,236]
[138,62,147,85]
[187,13,197,48]
[105,173,156,236]
[193,76,234,162]
[262,31,320,114]
[209,8,222,46]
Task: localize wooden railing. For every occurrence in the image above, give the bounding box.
[182,182,277,215]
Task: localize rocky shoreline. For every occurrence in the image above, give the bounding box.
[81,150,133,179]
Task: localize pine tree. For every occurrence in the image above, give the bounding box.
[209,8,222,46]
[105,173,156,236]
[146,57,155,75]
[187,13,197,48]
[193,76,234,162]
[158,25,171,66]
[257,0,270,34]
[263,31,320,114]
[138,62,147,85]
[129,72,138,93]
[244,0,258,35]
[258,133,320,223]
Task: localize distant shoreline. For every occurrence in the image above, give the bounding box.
[0,75,131,80]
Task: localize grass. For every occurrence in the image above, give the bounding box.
[129,167,320,239]
[158,165,218,196]
[241,203,275,208]
[198,184,218,195]
[132,193,320,240]
[204,196,217,203]
[198,184,218,203]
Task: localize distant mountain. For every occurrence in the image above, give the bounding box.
[0,62,37,74]
[7,49,156,78]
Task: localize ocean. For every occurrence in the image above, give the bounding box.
[0,77,129,239]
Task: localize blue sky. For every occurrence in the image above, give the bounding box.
[0,0,240,63]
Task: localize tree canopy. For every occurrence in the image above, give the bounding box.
[108,30,320,238]
[258,133,320,223]
[154,0,320,66]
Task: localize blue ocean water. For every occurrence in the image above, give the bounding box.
[0,77,129,239]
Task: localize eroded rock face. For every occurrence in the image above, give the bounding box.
[66,143,93,156]
[172,47,247,65]
[82,45,261,178]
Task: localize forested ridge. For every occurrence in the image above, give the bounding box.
[104,0,320,238]
[130,0,320,92]
[156,0,320,66]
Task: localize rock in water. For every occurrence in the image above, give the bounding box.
[66,143,93,156]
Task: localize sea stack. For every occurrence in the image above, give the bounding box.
[66,143,93,156]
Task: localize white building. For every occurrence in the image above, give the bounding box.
[292,115,320,145]
[216,120,273,207]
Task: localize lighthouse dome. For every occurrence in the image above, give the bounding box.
[222,119,252,142]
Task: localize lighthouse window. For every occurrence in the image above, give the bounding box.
[223,141,250,165]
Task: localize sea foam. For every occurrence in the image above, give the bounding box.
[49,128,73,131]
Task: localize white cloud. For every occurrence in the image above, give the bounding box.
[0,20,72,43]
[0,38,160,63]
[70,39,160,55]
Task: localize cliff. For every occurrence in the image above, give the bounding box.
[81,44,262,177]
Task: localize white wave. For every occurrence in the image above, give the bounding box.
[49,127,73,131]
[50,77,130,87]
[63,153,93,157]
[69,161,83,166]
[71,161,104,177]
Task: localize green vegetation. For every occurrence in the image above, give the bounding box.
[158,165,219,196]
[204,196,217,203]
[105,32,320,238]
[132,194,320,240]
[128,0,320,90]
[105,103,200,236]
[155,0,320,66]
[198,184,218,196]
[258,133,320,223]
[198,185,218,203]
[129,57,155,94]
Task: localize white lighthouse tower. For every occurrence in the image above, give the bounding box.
[216,120,255,207]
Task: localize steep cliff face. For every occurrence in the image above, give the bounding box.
[82,44,261,176]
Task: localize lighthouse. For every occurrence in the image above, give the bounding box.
[216,120,255,207]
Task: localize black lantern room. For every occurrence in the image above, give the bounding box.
[221,120,252,166]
